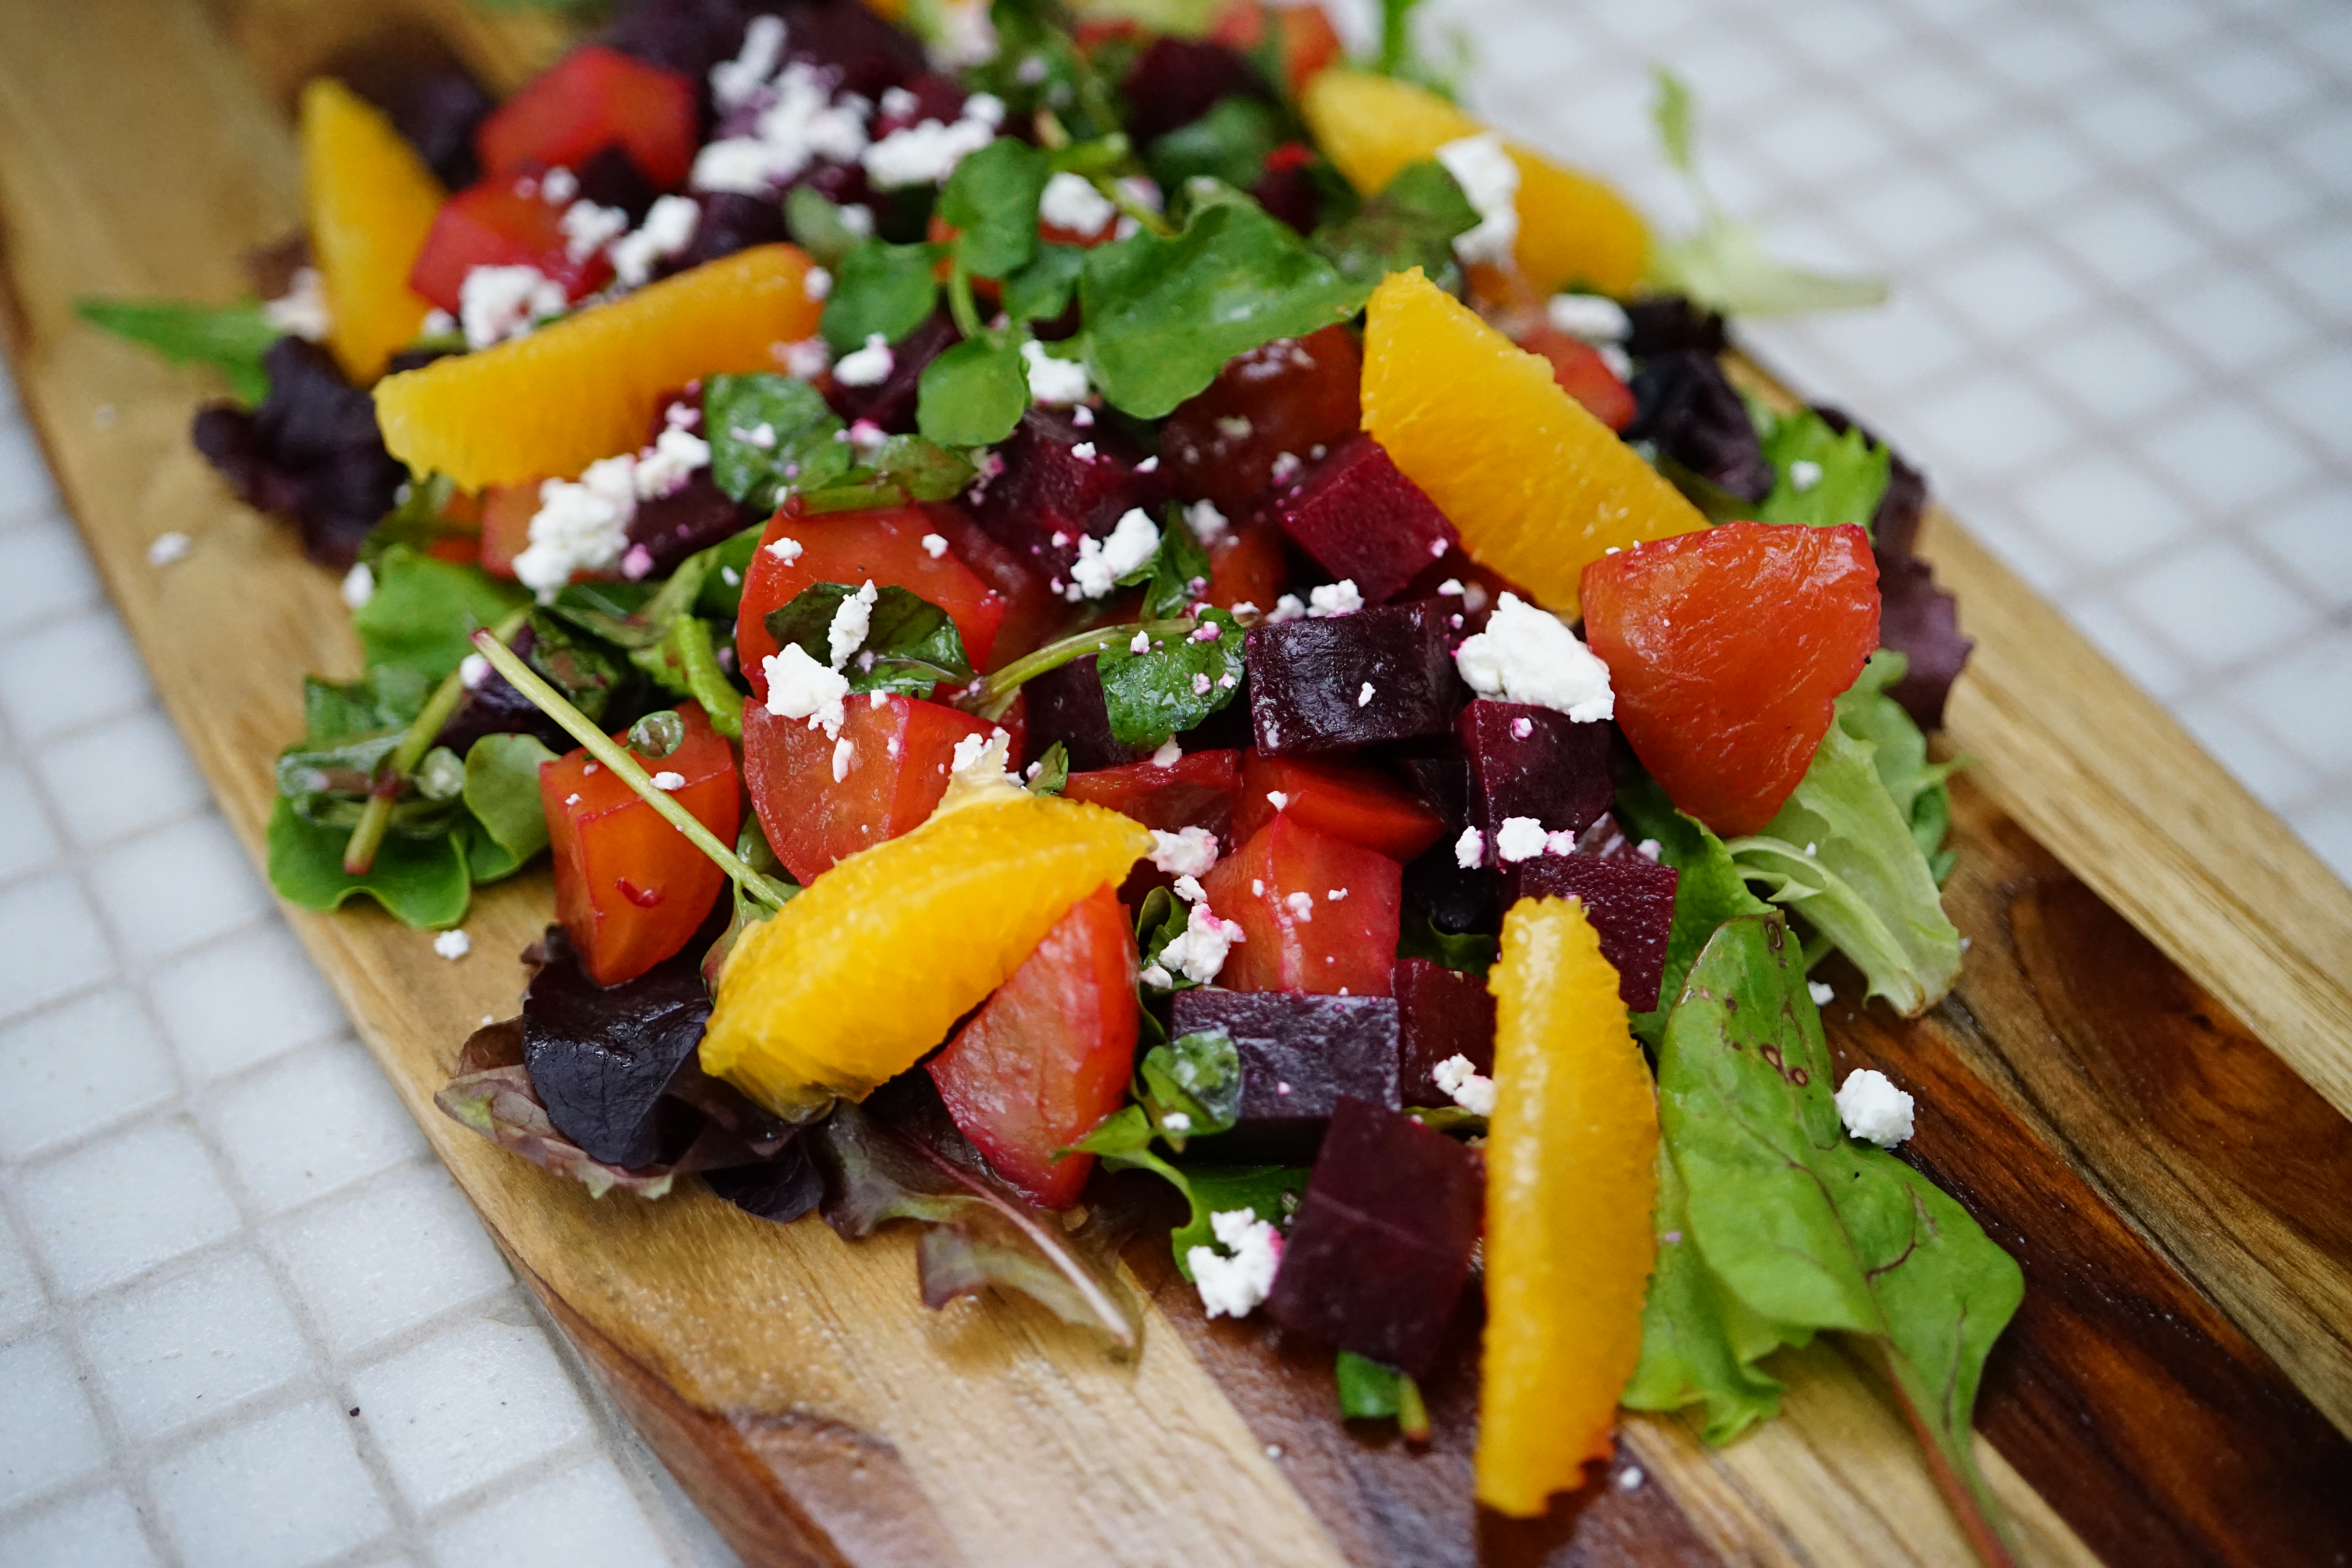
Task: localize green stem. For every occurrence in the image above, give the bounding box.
[963,616,1192,723]
[342,607,529,875]
[946,258,985,339]
[469,631,787,912]
[1100,177,1175,238]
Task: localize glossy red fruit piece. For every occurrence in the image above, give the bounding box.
[1517,325,1636,431]
[540,704,740,988]
[478,481,539,579]
[1582,521,1880,837]
[920,501,1063,670]
[741,692,993,884]
[1510,852,1681,1012]
[1394,956,1496,1107]
[408,178,613,314]
[1161,325,1363,515]
[1266,435,1458,606]
[476,45,699,191]
[1201,518,1287,614]
[1063,748,1243,842]
[737,506,1006,701]
[927,884,1140,1209]
[1200,815,1402,997]
[1233,752,1445,862]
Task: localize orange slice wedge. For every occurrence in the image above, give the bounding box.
[299,80,445,383]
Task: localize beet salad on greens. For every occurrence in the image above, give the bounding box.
[87,0,2016,1543]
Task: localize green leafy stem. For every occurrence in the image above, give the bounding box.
[960,614,1201,722]
[342,607,528,875]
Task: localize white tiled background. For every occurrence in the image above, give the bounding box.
[2,0,2347,1561]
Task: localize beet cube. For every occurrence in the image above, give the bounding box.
[1395,957,1497,1107]
[1169,990,1400,1159]
[1119,36,1271,143]
[824,310,959,435]
[1266,436,1458,606]
[1023,655,1147,773]
[1247,601,1465,756]
[626,471,755,577]
[1162,325,1363,515]
[1458,699,1613,840]
[1512,852,1681,1011]
[1263,1097,1482,1378]
[966,409,1171,584]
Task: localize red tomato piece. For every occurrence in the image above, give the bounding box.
[920,501,1065,670]
[1582,521,1880,837]
[1232,752,1445,862]
[1062,748,1243,842]
[477,481,539,578]
[539,704,740,987]
[1201,518,1288,615]
[741,692,994,884]
[927,884,1140,1209]
[1200,815,1402,997]
[408,179,612,314]
[475,45,699,191]
[1517,325,1637,432]
[737,506,1007,701]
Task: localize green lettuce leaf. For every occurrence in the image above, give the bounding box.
[1755,408,1892,531]
[76,297,278,405]
[461,733,556,881]
[1310,159,1479,296]
[352,546,530,680]
[916,330,1031,447]
[702,372,852,512]
[265,797,470,929]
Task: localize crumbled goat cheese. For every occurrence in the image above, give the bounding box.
[1184,498,1230,546]
[1436,131,1520,267]
[340,561,375,609]
[1808,980,1835,1006]
[515,455,638,599]
[1454,592,1614,721]
[1546,292,1632,342]
[559,199,630,263]
[828,579,880,668]
[734,423,778,450]
[1637,838,1662,861]
[633,425,711,498]
[1151,737,1183,767]
[433,929,472,960]
[1149,826,1220,878]
[537,167,579,204]
[766,536,804,563]
[803,265,832,300]
[1162,1111,1192,1134]
[1438,577,1466,596]
[1599,343,1633,379]
[1217,415,1253,440]
[1020,338,1092,405]
[1543,828,1581,857]
[711,13,786,111]
[833,333,896,387]
[459,263,567,349]
[147,531,191,566]
[947,727,1022,794]
[1357,681,1375,708]
[1307,579,1363,617]
[1038,169,1116,238]
[1066,507,1159,600]
[1265,791,1289,812]
[1191,622,1222,642]
[1072,405,1095,426]
[1159,900,1243,985]
[1269,451,1302,485]
[1617,1466,1644,1492]
[650,770,687,791]
[1494,816,1550,863]
[763,643,850,737]
[262,266,330,341]
[1432,1053,1497,1117]
[831,737,856,783]
[1190,673,1212,695]
[1172,874,1207,904]
[861,94,1004,188]
[693,62,871,194]
[920,533,950,559]
[1188,1209,1283,1319]
[1264,593,1307,623]
[1455,826,1485,869]
[1835,1069,1915,1148]
[1327,887,1349,902]
[1284,891,1316,921]
[1510,715,1534,739]
[1125,630,1152,656]
[1071,442,1097,461]
[1789,459,1823,492]
[781,336,832,379]
[459,653,492,690]
[928,0,1000,68]
[609,194,702,287]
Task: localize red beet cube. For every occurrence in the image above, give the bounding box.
[408,178,613,314]
[1266,436,1458,606]
[476,44,699,190]
[1458,699,1613,842]
[1232,751,1445,862]
[1162,325,1362,515]
[1263,1097,1482,1378]
[1168,989,1400,1160]
[921,501,1063,671]
[742,693,994,884]
[1394,957,1497,1106]
[1063,748,1243,843]
[1119,36,1270,143]
[1024,655,1147,773]
[1512,853,1681,1011]
[965,410,1171,586]
[1246,600,1465,756]
[1198,815,1401,997]
[928,885,1140,1209]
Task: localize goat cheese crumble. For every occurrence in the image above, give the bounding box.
[1435,131,1520,268]
[1432,1054,1497,1117]
[1020,338,1092,405]
[1835,1069,1915,1148]
[1157,900,1244,986]
[764,643,851,737]
[1149,826,1220,878]
[262,266,330,341]
[1187,1209,1283,1320]
[1038,169,1116,238]
[340,561,375,609]
[1307,579,1363,617]
[608,194,702,287]
[1065,507,1159,600]
[515,455,638,599]
[432,929,472,960]
[1453,592,1614,721]
[1455,826,1485,869]
[828,579,880,669]
[1184,497,1230,546]
[833,333,896,387]
[1546,292,1632,342]
[861,93,1005,188]
[1494,816,1549,863]
[459,264,566,349]
[650,770,687,791]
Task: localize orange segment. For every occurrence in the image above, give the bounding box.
[1300,69,1648,296]
[1361,269,1706,618]
[700,789,1151,1116]
[1477,895,1660,1517]
[299,80,445,383]
[372,245,826,489]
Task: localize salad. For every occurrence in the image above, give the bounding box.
[87,0,2012,1549]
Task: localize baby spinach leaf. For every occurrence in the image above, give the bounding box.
[916,331,1031,448]
[1148,97,1285,195]
[266,797,470,929]
[1334,1350,1431,1438]
[796,436,978,513]
[1137,1028,1243,1146]
[77,296,278,405]
[763,583,975,695]
[1094,608,1245,748]
[1311,158,1479,294]
[1001,244,1087,324]
[1077,203,1372,417]
[1755,408,1893,531]
[702,373,852,512]
[462,733,556,879]
[1655,914,2022,1552]
[820,239,942,354]
[938,136,1051,281]
[352,546,530,681]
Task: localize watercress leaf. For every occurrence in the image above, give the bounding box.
[1137,1028,1243,1142]
[1395,907,1496,976]
[1136,505,1211,620]
[1077,202,1373,418]
[1755,408,1893,531]
[938,136,1051,280]
[1310,158,1478,294]
[522,610,630,725]
[1026,740,1070,796]
[266,797,470,929]
[76,296,278,405]
[352,546,530,680]
[785,185,869,270]
[1001,243,1086,325]
[1147,96,1285,195]
[1169,1165,1307,1279]
[1659,915,2022,1545]
[702,373,852,512]
[462,733,556,877]
[796,435,978,513]
[917,331,1031,448]
[821,239,943,354]
[1065,1103,1189,1191]
[1094,608,1245,748]
[629,616,745,738]
[763,583,975,695]
[692,526,767,621]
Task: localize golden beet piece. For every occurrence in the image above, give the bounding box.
[299,80,445,383]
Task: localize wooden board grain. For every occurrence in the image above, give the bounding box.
[4,3,2350,1564]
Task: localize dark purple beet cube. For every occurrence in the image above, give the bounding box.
[1024,655,1148,773]
[1511,853,1680,1011]
[1266,436,1458,606]
[965,408,1171,584]
[1263,1096,1482,1378]
[626,472,755,576]
[1384,740,1470,835]
[824,310,959,434]
[1395,957,1496,1107]
[1403,842,1498,937]
[1247,601,1465,757]
[1458,699,1613,841]
[1120,36,1270,144]
[1168,989,1399,1160]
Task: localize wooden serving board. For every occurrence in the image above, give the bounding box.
[5,3,2351,1563]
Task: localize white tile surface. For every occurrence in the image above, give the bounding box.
[34,710,210,848]
[85,814,270,963]
[147,923,344,1081]
[14,1120,241,1298]
[149,1397,392,1568]
[433,1457,671,1568]
[275,1165,512,1356]
[80,1247,312,1441]
[353,1314,594,1508]
[0,872,114,1023]
[0,1486,162,1568]
[0,1334,108,1510]
[212,1040,428,1211]
[0,1209,47,1340]
[0,608,155,743]
[0,987,176,1161]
